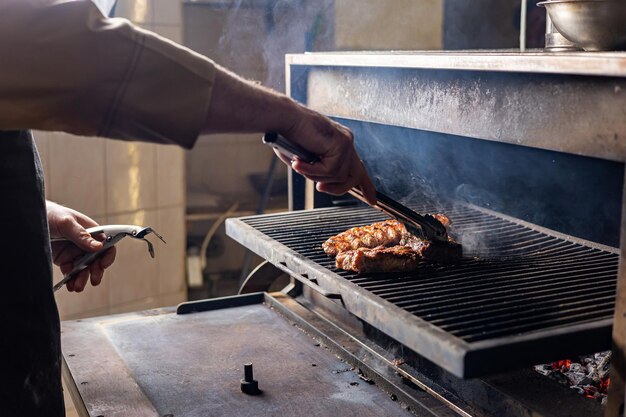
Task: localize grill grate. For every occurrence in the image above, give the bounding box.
[226,205,618,377]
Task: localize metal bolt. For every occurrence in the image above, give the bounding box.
[244,363,254,382]
[240,363,261,395]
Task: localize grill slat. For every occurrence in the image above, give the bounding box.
[431,293,616,328]
[460,309,615,342]
[377,263,616,302]
[227,205,618,377]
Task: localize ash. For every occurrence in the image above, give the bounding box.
[534,351,611,405]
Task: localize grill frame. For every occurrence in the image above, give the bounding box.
[226,204,618,378]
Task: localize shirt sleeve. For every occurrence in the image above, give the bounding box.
[0,0,216,148]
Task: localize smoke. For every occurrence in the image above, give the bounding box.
[342,118,623,250]
[189,0,335,92]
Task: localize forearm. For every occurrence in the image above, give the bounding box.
[202,66,377,204]
[202,65,299,135]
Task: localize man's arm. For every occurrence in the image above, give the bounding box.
[0,0,214,147]
[0,0,375,201]
[203,68,376,202]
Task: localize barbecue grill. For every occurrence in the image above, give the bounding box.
[61,51,626,417]
[230,51,626,416]
[226,204,619,378]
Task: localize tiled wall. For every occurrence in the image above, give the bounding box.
[34,0,187,322]
[334,0,443,50]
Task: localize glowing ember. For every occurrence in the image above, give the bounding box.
[534,351,611,405]
[551,359,572,370]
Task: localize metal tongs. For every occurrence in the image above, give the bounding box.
[263,132,448,242]
[51,225,166,292]
[348,188,448,242]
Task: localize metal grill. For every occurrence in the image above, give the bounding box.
[226,205,619,377]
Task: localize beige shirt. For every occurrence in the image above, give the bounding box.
[0,0,216,148]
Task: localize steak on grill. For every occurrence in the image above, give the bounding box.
[335,238,462,272]
[400,234,463,265]
[322,220,405,256]
[335,245,421,273]
[325,215,462,273]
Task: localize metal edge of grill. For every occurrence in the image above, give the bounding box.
[225,205,618,378]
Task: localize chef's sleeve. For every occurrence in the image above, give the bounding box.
[0,0,216,148]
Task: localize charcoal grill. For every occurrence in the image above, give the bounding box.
[234,51,626,416]
[226,204,619,378]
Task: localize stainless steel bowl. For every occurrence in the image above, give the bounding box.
[538,0,626,51]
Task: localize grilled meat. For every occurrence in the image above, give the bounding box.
[326,214,461,273]
[335,245,421,273]
[322,220,406,256]
[401,234,463,265]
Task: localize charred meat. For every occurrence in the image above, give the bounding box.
[322,220,406,256]
[335,245,421,273]
[325,214,462,273]
[401,234,463,265]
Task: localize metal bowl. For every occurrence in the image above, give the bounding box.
[538,0,626,51]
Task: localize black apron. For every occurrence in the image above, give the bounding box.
[0,130,64,416]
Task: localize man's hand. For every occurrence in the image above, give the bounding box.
[278,105,376,205]
[47,201,116,292]
[202,67,377,205]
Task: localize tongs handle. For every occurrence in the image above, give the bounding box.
[52,234,125,292]
[263,132,320,164]
[52,225,166,292]
[262,132,448,242]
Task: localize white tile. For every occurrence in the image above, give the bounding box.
[106,140,157,213]
[152,0,182,25]
[106,210,160,305]
[160,290,186,307]
[157,206,186,294]
[334,0,443,50]
[156,145,185,207]
[47,133,107,218]
[151,24,182,44]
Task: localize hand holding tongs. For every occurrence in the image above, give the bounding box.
[263,132,448,242]
[51,225,166,292]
